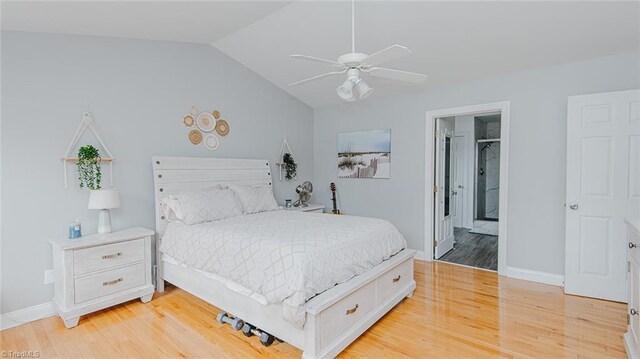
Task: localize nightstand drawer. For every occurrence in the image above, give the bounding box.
[74,238,145,275]
[74,262,146,304]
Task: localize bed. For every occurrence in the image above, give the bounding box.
[152,156,416,358]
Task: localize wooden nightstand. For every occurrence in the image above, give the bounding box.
[49,227,155,328]
[285,204,325,213]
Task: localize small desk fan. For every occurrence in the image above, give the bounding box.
[294,181,313,207]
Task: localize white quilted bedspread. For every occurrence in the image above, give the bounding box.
[160,210,407,328]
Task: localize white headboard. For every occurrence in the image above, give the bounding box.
[152,156,272,237]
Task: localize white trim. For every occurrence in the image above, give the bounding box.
[1,301,56,331]
[434,259,497,273]
[413,250,428,261]
[625,332,639,359]
[425,101,510,276]
[506,266,565,287]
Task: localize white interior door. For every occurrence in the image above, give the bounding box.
[435,118,456,259]
[565,89,640,302]
[452,134,467,228]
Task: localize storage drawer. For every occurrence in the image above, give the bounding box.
[320,281,376,347]
[74,262,146,304]
[376,258,413,304]
[74,238,145,275]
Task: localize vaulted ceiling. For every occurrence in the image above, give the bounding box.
[3,1,639,108]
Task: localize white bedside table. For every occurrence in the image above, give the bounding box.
[49,227,155,328]
[285,204,325,213]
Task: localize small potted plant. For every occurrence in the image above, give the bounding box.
[77,145,102,190]
[282,153,297,181]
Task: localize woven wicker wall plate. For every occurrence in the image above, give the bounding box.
[203,134,220,150]
[183,115,195,127]
[215,119,230,137]
[212,110,221,119]
[196,112,216,132]
[188,129,203,145]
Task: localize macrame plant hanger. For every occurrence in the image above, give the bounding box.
[276,134,296,181]
[61,112,115,189]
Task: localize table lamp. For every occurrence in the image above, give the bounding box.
[88,188,120,233]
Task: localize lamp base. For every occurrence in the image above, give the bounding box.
[97,209,112,234]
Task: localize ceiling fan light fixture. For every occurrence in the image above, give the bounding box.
[337,79,355,101]
[355,79,374,99]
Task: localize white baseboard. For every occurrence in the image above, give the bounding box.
[1,302,56,331]
[625,332,638,359]
[413,250,429,261]
[506,266,564,287]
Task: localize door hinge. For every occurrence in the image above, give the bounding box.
[433,185,438,193]
[433,239,438,247]
[628,313,631,325]
[434,130,438,138]
[629,261,631,273]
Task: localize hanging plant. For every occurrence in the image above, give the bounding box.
[77,145,102,190]
[282,153,297,180]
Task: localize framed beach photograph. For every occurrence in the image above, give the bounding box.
[337,129,391,179]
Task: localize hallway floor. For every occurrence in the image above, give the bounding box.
[439,227,498,271]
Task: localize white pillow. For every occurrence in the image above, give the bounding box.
[160,196,181,222]
[161,187,243,225]
[230,185,279,214]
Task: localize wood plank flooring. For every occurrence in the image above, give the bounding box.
[440,227,498,270]
[0,260,626,358]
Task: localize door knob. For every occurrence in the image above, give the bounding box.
[569,204,579,210]
[452,191,458,195]
[632,308,638,316]
[630,242,637,249]
[457,185,463,189]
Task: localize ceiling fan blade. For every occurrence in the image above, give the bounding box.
[289,69,347,86]
[362,45,411,67]
[290,54,345,68]
[367,67,427,84]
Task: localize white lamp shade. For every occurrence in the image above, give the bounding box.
[337,79,355,101]
[356,80,374,99]
[88,189,120,209]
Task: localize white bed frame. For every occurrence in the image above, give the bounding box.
[152,156,416,358]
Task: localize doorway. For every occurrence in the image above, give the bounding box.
[425,102,510,275]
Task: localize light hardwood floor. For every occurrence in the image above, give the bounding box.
[0,260,627,358]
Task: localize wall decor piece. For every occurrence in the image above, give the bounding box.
[183,115,194,127]
[203,134,220,151]
[196,112,216,132]
[188,129,203,145]
[77,145,102,190]
[183,106,231,150]
[337,129,391,179]
[61,112,115,189]
[215,119,230,137]
[276,135,297,181]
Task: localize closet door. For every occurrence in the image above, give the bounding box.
[565,89,640,302]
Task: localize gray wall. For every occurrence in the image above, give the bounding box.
[1,31,313,313]
[313,51,640,275]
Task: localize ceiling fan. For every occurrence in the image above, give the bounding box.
[289,0,427,102]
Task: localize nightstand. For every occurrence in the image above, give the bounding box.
[285,204,325,213]
[49,227,155,328]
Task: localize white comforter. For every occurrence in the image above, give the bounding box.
[160,210,407,327]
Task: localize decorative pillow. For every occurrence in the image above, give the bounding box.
[230,185,279,214]
[162,187,243,225]
[160,196,181,222]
